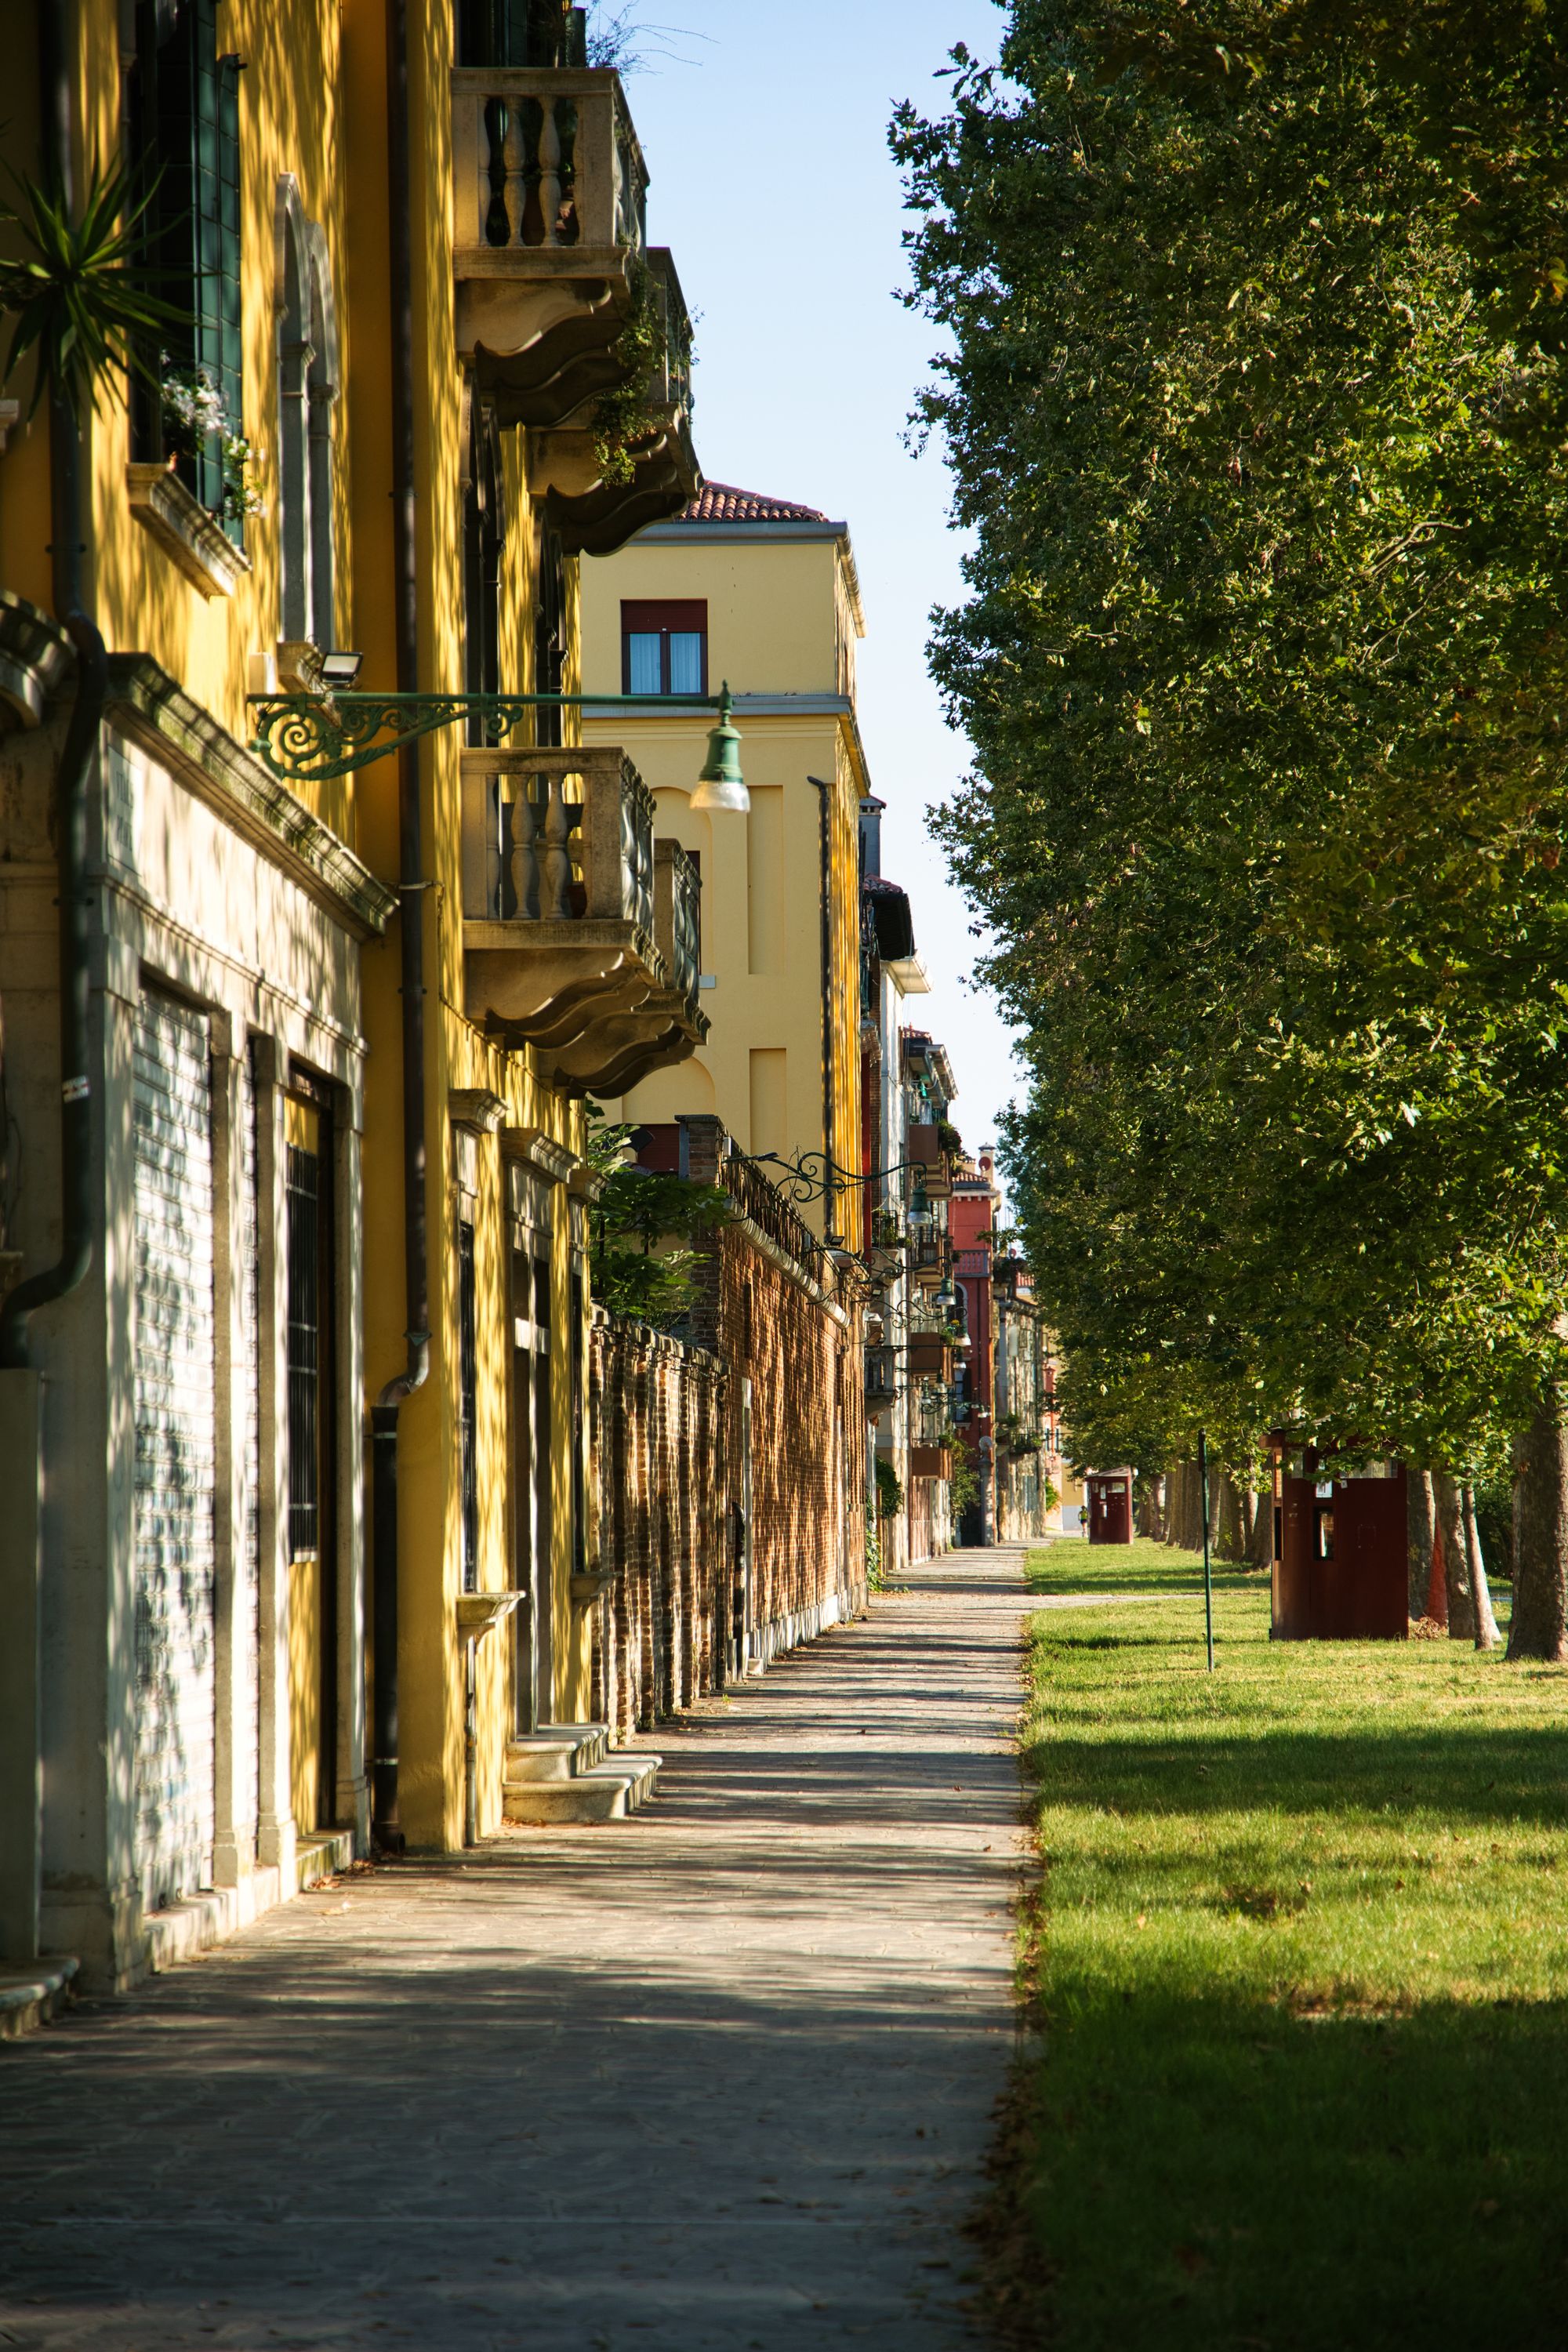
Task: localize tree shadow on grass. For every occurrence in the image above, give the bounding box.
[1025,1716,1568,1831]
[1019,1980,1568,2352]
[1029,1553,1266,1599]
[1004,1591,1568,2347]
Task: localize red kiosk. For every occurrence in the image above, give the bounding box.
[1269,1439,1407,1640]
[1087,1468,1134,1545]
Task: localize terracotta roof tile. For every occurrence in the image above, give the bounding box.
[674,481,830,524]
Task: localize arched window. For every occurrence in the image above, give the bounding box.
[275,179,340,662]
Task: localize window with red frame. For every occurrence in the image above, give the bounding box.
[622,599,708,695]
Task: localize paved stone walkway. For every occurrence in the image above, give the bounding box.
[0,1547,1033,2352]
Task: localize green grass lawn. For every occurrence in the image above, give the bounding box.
[996,1537,1568,2351]
[1029,1531,1267,1598]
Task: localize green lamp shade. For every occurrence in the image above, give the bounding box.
[690,683,748,813]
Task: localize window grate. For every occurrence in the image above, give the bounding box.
[459,1221,480,1592]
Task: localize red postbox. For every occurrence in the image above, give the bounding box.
[1269,1440,1407,1640]
[1087,1468,1134,1545]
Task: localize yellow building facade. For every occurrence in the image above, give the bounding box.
[580,485,867,1246]
[0,0,704,1984]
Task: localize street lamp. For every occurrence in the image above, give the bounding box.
[245,683,746,789]
[688,684,748,814]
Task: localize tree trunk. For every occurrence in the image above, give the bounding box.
[1217,1473,1243,1562]
[1432,1472,1476,1642]
[1462,1483,1499,1652]
[1406,1469,1436,1621]
[1508,1388,1568,1661]
[1248,1481,1274,1569]
[1167,1460,1194,1549]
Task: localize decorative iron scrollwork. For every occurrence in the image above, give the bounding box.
[747,1149,935,1207]
[247,688,722,786]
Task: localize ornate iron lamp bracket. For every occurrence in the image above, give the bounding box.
[748,1149,938,1209]
[245,689,724,786]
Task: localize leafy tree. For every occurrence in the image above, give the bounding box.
[894,5,1568,1647]
[949,1448,982,1525]
[584,1112,730,1326]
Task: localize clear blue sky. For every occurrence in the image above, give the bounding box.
[598,0,1021,1152]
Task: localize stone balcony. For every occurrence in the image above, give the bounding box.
[452,67,647,426]
[460,745,707,1093]
[906,1124,953,1200]
[906,1330,953,1380]
[452,72,702,551]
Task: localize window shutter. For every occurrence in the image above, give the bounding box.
[138,2,245,541]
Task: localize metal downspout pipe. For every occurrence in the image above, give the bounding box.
[371,0,430,1855]
[807,778,837,1241]
[0,2,106,1370]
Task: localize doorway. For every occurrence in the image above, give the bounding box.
[509,1162,555,1733]
[285,1084,336,1833]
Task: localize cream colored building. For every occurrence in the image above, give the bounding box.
[580,485,867,1247]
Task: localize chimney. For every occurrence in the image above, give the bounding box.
[858,795,885,881]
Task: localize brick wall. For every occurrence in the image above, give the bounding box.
[588,1317,728,1740]
[710,1216,866,1668]
[587,1120,869,1740]
[909,1476,952,1565]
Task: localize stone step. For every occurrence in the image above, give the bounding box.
[0,1956,78,2042]
[503,1755,661,1825]
[503,1725,611,1783]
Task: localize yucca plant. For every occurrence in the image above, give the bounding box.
[0,156,187,419]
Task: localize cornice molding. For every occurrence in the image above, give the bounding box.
[501,1123,578,1184]
[103,655,397,941]
[448,1088,508,1135]
[0,592,73,730]
[125,463,253,599]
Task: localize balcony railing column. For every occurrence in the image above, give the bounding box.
[483,97,511,245]
[654,840,701,1012]
[537,94,566,244]
[507,781,541,916]
[539,772,576,918]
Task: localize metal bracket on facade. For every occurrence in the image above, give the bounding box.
[245,688,724,785]
[748,1148,941,1210]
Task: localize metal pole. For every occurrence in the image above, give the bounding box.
[806,779,838,1243]
[0,5,104,1370]
[1213,1421,1222,1665]
[369,0,430,1858]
